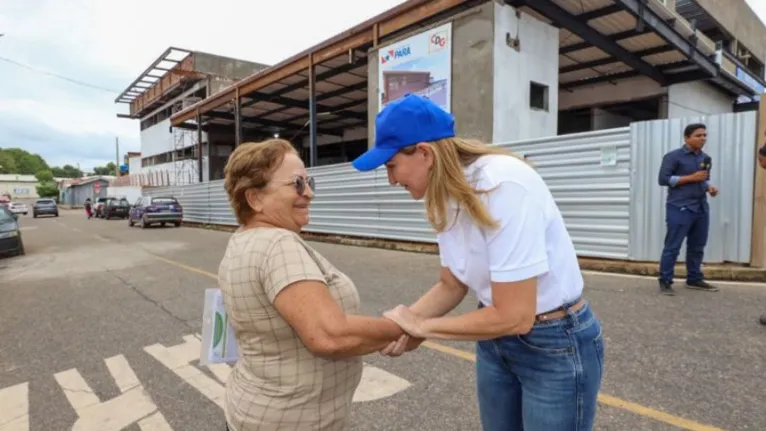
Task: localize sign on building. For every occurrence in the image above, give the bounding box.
[378,22,452,113]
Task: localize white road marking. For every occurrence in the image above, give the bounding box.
[0,382,28,431]
[18,226,37,232]
[144,335,226,409]
[54,354,170,430]
[2,334,412,429]
[105,355,173,431]
[352,365,412,402]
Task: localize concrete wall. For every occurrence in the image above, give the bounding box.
[194,52,270,96]
[140,159,209,186]
[592,108,631,130]
[666,81,734,118]
[367,2,496,146]
[492,3,559,143]
[128,156,141,176]
[107,185,143,205]
[559,76,666,111]
[693,0,766,64]
[140,118,206,158]
[0,180,38,199]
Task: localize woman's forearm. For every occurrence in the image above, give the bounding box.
[323,315,404,358]
[419,306,533,341]
[409,281,467,318]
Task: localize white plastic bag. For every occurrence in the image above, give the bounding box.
[199,288,239,365]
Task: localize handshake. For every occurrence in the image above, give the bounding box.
[379,304,427,357]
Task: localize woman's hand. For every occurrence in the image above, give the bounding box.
[379,333,425,357]
[384,305,426,338]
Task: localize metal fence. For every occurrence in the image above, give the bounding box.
[144,113,757,263]
[628,111,757,264]
[506,128,632,259]
[145,128,633,259]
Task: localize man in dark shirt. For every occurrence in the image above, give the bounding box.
[657,123,720,295]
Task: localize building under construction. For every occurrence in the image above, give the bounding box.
[115,48,269,185]
[119,0,766,178]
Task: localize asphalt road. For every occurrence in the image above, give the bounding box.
[1,209,765,431]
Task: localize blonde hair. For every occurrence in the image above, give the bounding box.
[407,137,524,233]
[223,139,297,225]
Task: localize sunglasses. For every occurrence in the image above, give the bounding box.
[280,176,315,196]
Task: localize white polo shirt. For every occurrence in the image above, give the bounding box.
[437,154,583,314]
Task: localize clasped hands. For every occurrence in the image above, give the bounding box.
[379,305,427,357]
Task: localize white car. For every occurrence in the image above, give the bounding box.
[8,202,28,216]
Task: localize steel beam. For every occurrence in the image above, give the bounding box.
[513,0,666,85]
[205,111,343,136]
[613,0,718,78]
[560,45,674,74]
[234,89,242,147]
[561,28,652,54]
[308,60,318,167]
[240,61,364,110]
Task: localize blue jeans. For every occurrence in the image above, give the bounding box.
[659,204,709,283]
[476,300,604,431]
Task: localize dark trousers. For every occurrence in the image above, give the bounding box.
[659,204,709,283]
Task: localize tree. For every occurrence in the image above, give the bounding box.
[92,162,116,176]
[0,148,49,175]
[0,148,49,174]
[0,151,17,174]
[51,164,83,178]
[35,170,59,199]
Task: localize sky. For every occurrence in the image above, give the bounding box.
[0,0,406,171]
[0,0,765,172]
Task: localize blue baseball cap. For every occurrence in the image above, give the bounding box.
[351,94,455,172]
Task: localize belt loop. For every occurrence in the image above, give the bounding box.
[565,296,583,326]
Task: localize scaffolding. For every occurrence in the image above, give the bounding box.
[171,96,201,185]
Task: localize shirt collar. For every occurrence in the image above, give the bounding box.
[682,144,700,154]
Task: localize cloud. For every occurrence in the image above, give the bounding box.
[0,0,407,171]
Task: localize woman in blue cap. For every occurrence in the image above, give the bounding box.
[352,94,604,431]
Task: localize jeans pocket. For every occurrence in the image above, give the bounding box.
[514,327,573,355]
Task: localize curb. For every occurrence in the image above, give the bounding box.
[180,222,766,283]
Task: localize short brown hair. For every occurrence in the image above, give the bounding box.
[223,139,297,224]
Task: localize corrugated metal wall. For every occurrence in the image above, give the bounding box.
[145,128,633,259]
[505,128,632,259]
[628,111,757,264]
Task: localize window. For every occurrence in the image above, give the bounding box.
[530,81,549,111]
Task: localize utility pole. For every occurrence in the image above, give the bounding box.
[115,137,120,176]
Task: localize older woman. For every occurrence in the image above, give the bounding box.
[353,94,605,431]
[219,139,405,431]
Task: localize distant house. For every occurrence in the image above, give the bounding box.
[58,176,114,206]
[0,174,67,201]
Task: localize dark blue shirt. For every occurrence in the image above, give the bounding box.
[657,145,710,212]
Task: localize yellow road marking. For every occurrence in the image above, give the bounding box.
[154,255,726,431]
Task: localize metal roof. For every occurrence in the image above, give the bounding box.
[168,0,755,137]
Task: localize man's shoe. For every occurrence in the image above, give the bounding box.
[759,314,766,326]
[686,280,719,292]
[659,281,676,296]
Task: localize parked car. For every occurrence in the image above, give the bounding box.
[128,196,183,228]
[32,199,59,218]
[93,197,109,218]
[102,198,131,219]
[8,202,28,216]
[0,206,24,256]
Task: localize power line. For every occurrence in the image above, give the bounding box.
[0,55,119,94]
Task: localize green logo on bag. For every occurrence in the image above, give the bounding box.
[213,311,224,348]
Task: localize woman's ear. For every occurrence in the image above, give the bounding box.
[245,188,264,213]
[415,142,435,167]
